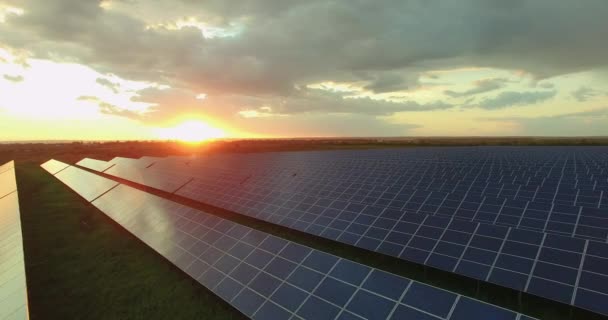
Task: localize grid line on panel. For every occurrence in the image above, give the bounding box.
[485,228,512,283]
[571,240,589,305]
[524,233,547,292]
[315,261,373,320]
[385,280,414,320]
[289,254,340,319]
[446,295,461,320]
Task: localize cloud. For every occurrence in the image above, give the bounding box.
[78,95,144,120]
[476,90,556,109]
[95,77,120,93]
[444,78,508,98]
[1,0,608,137]
[488,107,608,136]
[129,86,455,126]
[252,88,455,116]
[571,86,604,102]
[2,0,608,99]
[236,113,420,137]
[2,74,22,82]
[362,72,418,93]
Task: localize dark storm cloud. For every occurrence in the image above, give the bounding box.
[1,0,607,122]
[444,78,508,98]
[477,90,556,110]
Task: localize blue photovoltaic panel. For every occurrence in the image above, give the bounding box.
[76,158,114,172]
[41,161,118,202]
[73,181,531,320]
[0,163,29,319]
[40,159,69,175]
[107,148,608,315]
[145,148,608,242]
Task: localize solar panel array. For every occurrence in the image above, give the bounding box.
[0,161,29,319]
[46,161,534,320]
[85,147,608,316]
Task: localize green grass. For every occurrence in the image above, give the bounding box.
[15,161,603,320]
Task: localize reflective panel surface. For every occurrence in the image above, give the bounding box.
[39,159,69,175]
[76,158,114,172]
[104,163,192,193]
[0,167,29,319]
[88,183,532,320]
[107,157,158,169]
[43,162,118,202]
[0,168,17,199]
[0,161,14,175]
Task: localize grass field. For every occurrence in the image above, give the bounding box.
[9,142,608,319]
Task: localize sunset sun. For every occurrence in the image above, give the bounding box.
[156,120,226,142]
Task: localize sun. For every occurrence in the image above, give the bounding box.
[157,120,226,142]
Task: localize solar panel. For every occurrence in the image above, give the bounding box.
[139,156,164,163]
[103,163,192,193]
[107,156,158,169]
[41,161,119,202]
[97,148,608,315]
[76,158,114,172]
[0,164,29,319]
[40,159,69,175]
[0,167,17,199]
[0,160,14,175]
[48,169,533,320]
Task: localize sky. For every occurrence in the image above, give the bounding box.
[1,0,608,141]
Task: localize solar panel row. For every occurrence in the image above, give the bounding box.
[180,172,608,242]
[86,149,608,316]
[48,160,535,320]
[136,151,608,243]
[0,162,29,320]
[155,148,608,210]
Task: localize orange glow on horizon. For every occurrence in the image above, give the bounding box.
[156,120,227,143]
